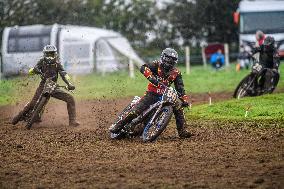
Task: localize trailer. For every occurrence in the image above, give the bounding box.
[235,0,284,56]
[1,24,144,76]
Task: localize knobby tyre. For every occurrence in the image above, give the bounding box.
[142,106,173,142]
[233,74,255,99]
[25,97,47,129]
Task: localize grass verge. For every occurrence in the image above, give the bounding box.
[0,63,283,106]
[186,93,284,128]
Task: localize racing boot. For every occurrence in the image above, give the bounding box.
[66,98,80,127]
[174,109,193,138]
[11,111,24,125]
[69,119,80,127]
[109,112,137,133]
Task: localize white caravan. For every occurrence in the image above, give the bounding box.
[237,0,284,56]
[1,24,144,76]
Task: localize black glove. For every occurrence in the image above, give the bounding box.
[182,101,189,107]
[68,84,75,90]
[180,95,189,107]
[148,75,159,87]
[272,68,278,73]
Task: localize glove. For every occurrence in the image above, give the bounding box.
[68,84,75,90]
[148,75,159,87]
[252,63,262,73]
[180,95,189,107]
[272,68,278,73]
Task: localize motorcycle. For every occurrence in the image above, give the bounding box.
[233,58,279,99]
[110,85,182,142]
[23,76,72,129]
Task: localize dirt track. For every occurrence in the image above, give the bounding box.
[0,93,284,188]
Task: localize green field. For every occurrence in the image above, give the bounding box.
[0,63,284,106]
[186,93,284,124]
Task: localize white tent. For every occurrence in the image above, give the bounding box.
[1,24,144,76]
[59,25,144,74]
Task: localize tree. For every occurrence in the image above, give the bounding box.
[165,0,240,45]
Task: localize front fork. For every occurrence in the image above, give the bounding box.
[30,94,50,120]
[131,102,163,127]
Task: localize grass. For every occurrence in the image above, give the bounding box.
[0,62,283,106]
[186,93,284,124]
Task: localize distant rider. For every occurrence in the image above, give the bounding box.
[12,45,80,127]
[109,48,192,138]
[251,36,280,93]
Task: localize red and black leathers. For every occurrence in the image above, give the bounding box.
[251,45,280,70]
[251,44,280,93]
[140,60,189,103]
[110,60,191,138]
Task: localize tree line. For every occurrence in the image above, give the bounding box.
[0,0,240,56]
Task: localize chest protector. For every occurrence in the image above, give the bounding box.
[148,66,180,95]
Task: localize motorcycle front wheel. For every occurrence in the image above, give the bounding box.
[25,96,47,129]
[233,74,257,99]
[142,106,173,142]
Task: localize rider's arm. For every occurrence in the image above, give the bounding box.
[174,73,189,104]
[140,61,159,86]
[273,52,280,70]
[28,59,43,75]
[251,46,262,55]
[58,62,75,89]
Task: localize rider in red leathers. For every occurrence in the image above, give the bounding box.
[110,48,192,138]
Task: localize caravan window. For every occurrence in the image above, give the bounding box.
[240,11,284,34]
[7,26,52,53]
[18,37,41,52]
[8,36,50,53]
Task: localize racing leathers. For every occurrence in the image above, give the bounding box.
[110,60,191,138]
[12,57,79,126]
[251,44,280,93]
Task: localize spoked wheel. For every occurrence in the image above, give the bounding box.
[26,97,47,129]
[142,106,173,142]
[234,74,257,99]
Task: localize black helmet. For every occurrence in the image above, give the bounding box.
[43,45,57,63]
[161,48,178,71]
[263,36,275,52]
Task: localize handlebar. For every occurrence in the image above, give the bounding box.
[158,81,182,97]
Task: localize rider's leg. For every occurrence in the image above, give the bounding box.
[11,83,44,125]
[263,69,278,93]
[51,90,79,127]
[173,102,192,138]
[109,92,159,133]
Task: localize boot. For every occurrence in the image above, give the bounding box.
[67,99,79,127]
[178,128,193,138]
[69,119,80,127]
[109,112,137,133]
[11,111,24,125]
[175,109,193,138]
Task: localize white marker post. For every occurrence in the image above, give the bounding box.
[201,46,207,68]
[208,92,212,105]
[185,46,190,75]
[245,105,252,118]
[224,43,230,67]
[129,58,135,78]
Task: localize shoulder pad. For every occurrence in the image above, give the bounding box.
[152,60,161,66]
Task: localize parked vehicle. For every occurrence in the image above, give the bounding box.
[235,0,284,57]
